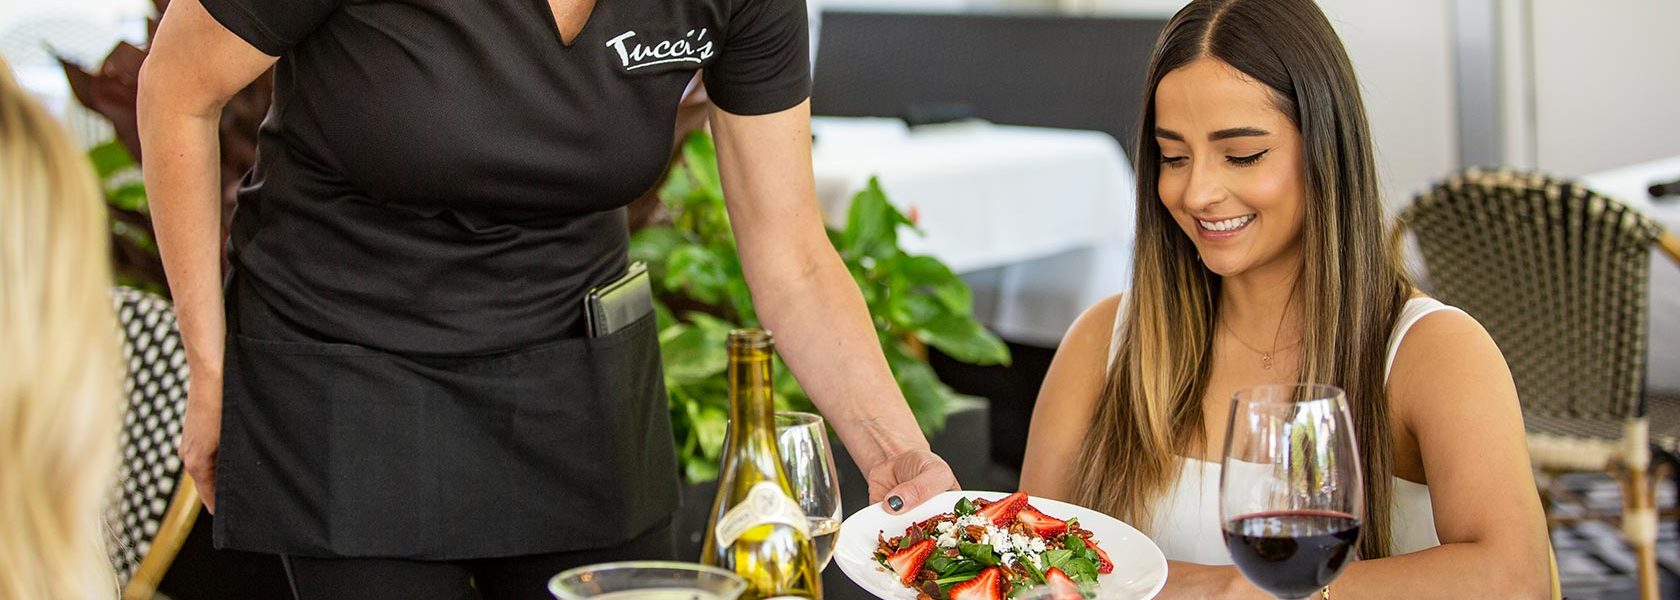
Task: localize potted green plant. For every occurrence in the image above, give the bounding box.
[633,131,1011,485]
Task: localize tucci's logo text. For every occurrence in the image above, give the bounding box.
[605,28,715,71]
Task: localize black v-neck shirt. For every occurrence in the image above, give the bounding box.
[202,0,809,355]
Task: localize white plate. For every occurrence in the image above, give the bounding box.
[833,491,1167,599]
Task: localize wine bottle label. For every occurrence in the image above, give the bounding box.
[714,481,811,548]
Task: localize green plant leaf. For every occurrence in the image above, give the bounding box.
[684,455,719,483]
[690,404,729,460]
[666,245,733,305]
[630,226,687,277]
[653,300,676,332]
[660,321,728,385]
[88,141,135,180]
[632,133,1014,479]
[899,254,973,315]
[888,291,946,329]
[678,131,722,199]
[842,178,912,260]
[108,182,148,212]
[916,314,1011,366]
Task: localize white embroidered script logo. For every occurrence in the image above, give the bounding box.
[605,28,715,71]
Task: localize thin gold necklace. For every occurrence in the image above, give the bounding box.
[1220,314,1301,370]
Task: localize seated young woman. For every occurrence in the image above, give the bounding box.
[1019,1,1550,597]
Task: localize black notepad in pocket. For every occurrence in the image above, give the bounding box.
[584,262,654,338]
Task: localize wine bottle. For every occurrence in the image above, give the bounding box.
[700,329,822,599]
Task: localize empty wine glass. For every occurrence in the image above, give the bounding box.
[1220,384,1363,600]
[775,411,843,570]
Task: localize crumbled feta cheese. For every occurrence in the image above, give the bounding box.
[918,506,1057,569]
[987,529,1012,551]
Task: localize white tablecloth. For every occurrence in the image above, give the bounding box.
[1581,157,1680,393]
[811,117,1137,345]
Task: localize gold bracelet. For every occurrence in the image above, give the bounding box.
[1321,586,1331,599]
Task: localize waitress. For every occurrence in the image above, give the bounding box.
[137,0,957,597]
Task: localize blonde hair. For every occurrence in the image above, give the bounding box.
[1071,0,1411,559]
[0,58,122,598]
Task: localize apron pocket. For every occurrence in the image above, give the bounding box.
[216,313,678,559]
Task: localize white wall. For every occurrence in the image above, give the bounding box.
[1319,1,1458,208]
[0,0,149,66]
[1074,0,1460,209]
[1525,0,1680,177]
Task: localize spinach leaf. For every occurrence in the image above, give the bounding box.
[1064,556,1100,582]
[1019,555,1047,584]
[955,498,977,516]
[1043,549,1074,570]
[958,542,999,566]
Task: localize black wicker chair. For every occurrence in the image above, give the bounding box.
[107,287,201,599]
[1400,167,1680,600]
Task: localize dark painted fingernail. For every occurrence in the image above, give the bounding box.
[887,496,904,511]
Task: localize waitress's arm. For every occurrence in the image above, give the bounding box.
[709,100,958,514]
[137,0,277,512]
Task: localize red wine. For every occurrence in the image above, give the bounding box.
[1223,511,1359,599]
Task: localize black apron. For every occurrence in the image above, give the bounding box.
[214,275,681,560]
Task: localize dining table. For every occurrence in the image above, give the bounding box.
[809,116,1138,347]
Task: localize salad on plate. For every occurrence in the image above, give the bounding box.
[873,491,1113,600]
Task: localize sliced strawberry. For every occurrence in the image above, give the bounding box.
[1044,567,1084,600]
[974,491,1028,526]
[948,566,1005,600]
[1015,505,1067,537]
[1089,541,1114,574]
[886,539,935,586]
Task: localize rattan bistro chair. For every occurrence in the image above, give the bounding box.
[107,287,202,599]
[1398,167,1680,600]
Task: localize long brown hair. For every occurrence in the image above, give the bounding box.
[1069,0,1411,559]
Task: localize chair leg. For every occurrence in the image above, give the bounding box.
[1615,461,1661,600]
[122,477,202,600]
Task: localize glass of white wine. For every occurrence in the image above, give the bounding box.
[775,411,843,570]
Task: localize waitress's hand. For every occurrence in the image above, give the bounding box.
[865,448,959,515]
[180,369,223,513]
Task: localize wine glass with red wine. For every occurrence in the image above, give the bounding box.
[1220,384,1363,600]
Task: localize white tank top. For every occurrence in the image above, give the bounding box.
[1106,296,1458,562]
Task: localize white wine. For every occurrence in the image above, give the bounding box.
[808,517,841,569]
[700,329,822,599]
